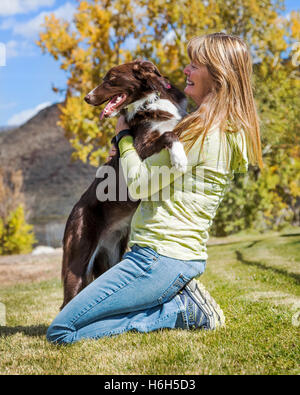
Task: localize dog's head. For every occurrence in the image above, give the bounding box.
[84,60,172,119]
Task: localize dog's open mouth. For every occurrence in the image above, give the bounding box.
[100,94,127,120]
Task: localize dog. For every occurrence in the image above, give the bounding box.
[60,59,187,309]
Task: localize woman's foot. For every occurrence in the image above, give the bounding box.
[178,279,225,330]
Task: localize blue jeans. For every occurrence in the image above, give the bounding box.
[47,244,206,345]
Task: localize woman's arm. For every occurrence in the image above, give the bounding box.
[118,135,192,200]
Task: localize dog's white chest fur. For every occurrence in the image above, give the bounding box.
[126,93,188,172]
[148,99,182,135]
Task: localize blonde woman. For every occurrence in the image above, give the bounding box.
[47,33,262,345]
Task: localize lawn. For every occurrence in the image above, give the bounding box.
[0,228,299,375]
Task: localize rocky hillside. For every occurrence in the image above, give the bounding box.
[0,104,96,246]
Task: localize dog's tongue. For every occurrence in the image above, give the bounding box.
[100,94,127,120]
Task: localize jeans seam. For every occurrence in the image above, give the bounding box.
[131,244,159,258]
[174,294,189,329]
[157,274,189,305]
[128,311,179,332]
[70,280,131,326]
[69,255,160,327]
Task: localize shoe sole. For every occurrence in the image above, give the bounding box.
[185,279,226,330]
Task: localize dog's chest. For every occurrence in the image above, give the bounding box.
[129,98,182,135]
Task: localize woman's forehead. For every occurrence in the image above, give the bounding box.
[188,45,206,65]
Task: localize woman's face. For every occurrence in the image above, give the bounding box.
[183,62,213,106]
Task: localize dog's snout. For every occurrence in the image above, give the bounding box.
[84,94,91,104]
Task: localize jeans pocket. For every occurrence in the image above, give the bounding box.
[131,244,158,259]
[157,273,190,305]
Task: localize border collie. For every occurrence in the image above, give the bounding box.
[61,59,187,309]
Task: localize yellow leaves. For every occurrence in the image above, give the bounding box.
[37,0,300,171]
[69,139,94,164]
[91,7,111,37]
[290,11,300,40]
[79,1,89,12]
[290,181,300,198]
[0,206,36,255]
[59,96,98,141]
[58,95,116,166]
[37,13,79,68]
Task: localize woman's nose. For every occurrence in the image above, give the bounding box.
[183,65,190,75]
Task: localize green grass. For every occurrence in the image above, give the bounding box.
[0,228,299,375]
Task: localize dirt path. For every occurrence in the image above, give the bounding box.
[0,250,62,287]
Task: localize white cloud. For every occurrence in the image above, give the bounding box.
[5,40,36,58]
[0,0,56,16]
[7,102,52,126]
[1,2,76,39]
[0,18,15,30]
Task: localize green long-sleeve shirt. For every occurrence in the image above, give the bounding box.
[118,126,248,260]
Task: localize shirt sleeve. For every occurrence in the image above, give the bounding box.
[118,135,192,200]
[117,126,236,200]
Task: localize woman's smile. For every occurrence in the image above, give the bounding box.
[186,78,194,86]
[183,63,213,106]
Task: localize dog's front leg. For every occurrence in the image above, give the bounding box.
[143,132,188,173]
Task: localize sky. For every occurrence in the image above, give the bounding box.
[0,0,299,127]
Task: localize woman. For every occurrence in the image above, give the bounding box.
[47,33,262,345]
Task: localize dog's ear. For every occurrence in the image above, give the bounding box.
[132,60,171,91]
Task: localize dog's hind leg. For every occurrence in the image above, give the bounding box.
[61,262,87,310]
[60,208,101,310]
[91,224,131,279]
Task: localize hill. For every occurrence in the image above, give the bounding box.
[0,104,96,246]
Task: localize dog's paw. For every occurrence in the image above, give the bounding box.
[169,142,188,173]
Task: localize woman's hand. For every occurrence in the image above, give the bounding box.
[107,115,130,161]
[107,145,117,161]
[115,115,129,134]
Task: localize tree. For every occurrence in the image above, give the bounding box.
[38,0,145,165]
[37,0,300,161]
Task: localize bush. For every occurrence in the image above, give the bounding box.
[0,168,36,255]
[0,205,36,255]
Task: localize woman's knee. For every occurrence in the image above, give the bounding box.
[46,322,75,345]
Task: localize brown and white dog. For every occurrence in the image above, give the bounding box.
[60,59,187,309]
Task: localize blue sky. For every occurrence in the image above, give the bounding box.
[0,0,299,127]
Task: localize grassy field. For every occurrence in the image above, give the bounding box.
[0,228,299,375]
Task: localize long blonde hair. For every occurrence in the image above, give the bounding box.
[174,32,263,169]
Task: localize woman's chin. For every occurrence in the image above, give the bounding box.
[184,85,194,93]
[184,86,194,98]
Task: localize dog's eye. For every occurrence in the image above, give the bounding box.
[106,77,117,86]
